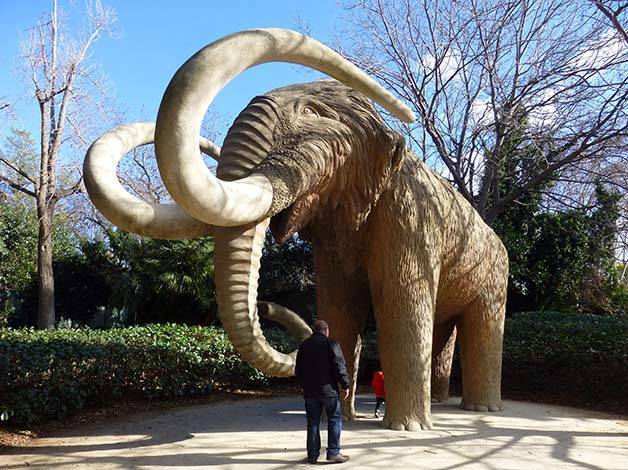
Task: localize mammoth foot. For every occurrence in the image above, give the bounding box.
[381,415,432,431]
[341,400,358,421]
[431,392,450,403]
[461,400,503,412]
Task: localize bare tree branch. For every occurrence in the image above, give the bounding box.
[591,0,628,44]
[0,174,36,197]
[340,0,628,224]
[55,175,84,200]
[0,155,37,185]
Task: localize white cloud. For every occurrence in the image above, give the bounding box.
[470,97,493,127]
[420,49,463,83]
[527,88,558,129]
[570,28,627,70]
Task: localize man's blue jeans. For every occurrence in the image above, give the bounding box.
[304,396,342,461]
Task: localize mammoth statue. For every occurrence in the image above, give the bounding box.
[85,29,508,431]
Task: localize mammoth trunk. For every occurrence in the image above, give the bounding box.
[214,222,296,377]
[218,96,278,178]
[212,96,297,377]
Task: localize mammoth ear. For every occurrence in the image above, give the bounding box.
[333,127,407,238]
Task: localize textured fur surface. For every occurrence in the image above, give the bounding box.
[235,80,508,430]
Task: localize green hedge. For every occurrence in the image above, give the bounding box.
[1,311,626,427]
[504,311,627,364]
[0,324,295,426]
[501,311,628,410]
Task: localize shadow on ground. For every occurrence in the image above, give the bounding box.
[2,396,627,469]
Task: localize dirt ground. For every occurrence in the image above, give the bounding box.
[1,395,627,469]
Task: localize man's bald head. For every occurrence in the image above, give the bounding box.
[313,320,329,336]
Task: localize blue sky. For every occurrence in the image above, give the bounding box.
[0,0,343,141]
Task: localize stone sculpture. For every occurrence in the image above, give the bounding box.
[85,29,508,431]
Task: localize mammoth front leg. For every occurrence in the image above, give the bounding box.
[314,250,370,420]
[372,275,436,431]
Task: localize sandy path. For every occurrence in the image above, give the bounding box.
[1,396,627,469]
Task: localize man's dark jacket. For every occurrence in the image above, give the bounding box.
[295,332,350,399]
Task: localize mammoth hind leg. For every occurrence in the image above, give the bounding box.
[317,284,370,420]
[314,254,371,420]
[457,295,506,412]
[431,319,457,403]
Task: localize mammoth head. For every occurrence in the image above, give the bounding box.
[84,29,413,378]
[223,80,407,244]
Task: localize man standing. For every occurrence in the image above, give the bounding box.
[296,320,350,464]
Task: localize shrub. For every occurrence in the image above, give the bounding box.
[2,312,625,427]
[501,311,628,410]
[0,324,295,427]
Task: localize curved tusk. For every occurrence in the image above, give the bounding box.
[84,122,217,240]
[155,28,414,227]
[258,301,312,344]
[199,137,221,160]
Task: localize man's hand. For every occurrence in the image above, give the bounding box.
[341,388,350,400]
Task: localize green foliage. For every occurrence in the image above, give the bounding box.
[494,183,624,315]
[50,238,113,326]
[502,311,628,409]
[0,203,36,326]
[0,204,38,298]
[522,211,591,308]
[503,311,627,363]
[259,232,315,299]
[484,107,623,315]
[100,229,218,325]
[480,104,556,222]
[1,216,220,327]
[0,202,83,326]
[577,186,624,315]
[0,204,114,326]
[0,132,40,303]
[0,129,38,202]
[17,228,222,328]
[0,324,295,427]
[607,264,628,319]
[357,330,379,381]
[259,232,316,323]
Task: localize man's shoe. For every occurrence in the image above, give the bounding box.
[374,410,381,418]
[301,457,317,464]
[326,454,350,464]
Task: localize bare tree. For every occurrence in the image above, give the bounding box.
[590,0,628,44]
[340,0,627,224]
[0,0,117,328]
[589,0,628,270]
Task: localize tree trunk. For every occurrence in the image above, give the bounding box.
[37,204,55,329]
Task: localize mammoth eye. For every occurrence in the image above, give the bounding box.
[302,106,318,116]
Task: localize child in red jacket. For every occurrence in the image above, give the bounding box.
[371,367,385,418]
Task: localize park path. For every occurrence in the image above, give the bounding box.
[1,395,627,469]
